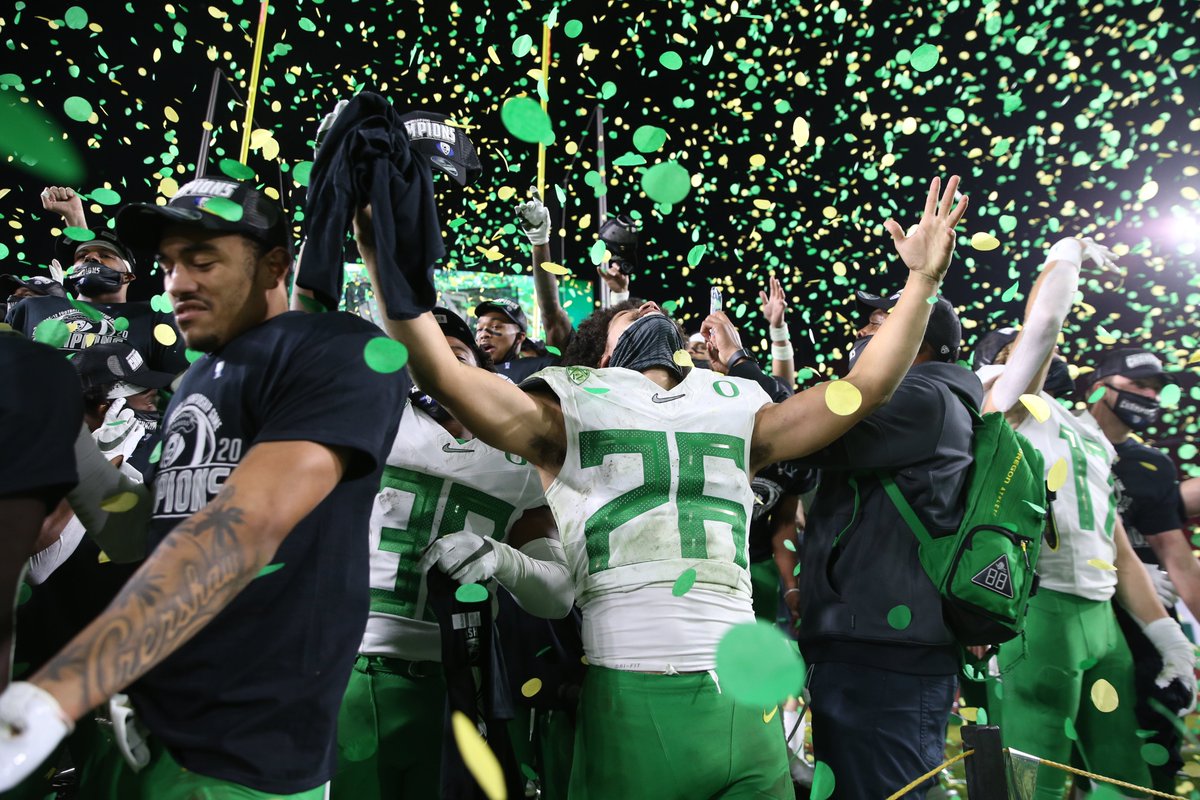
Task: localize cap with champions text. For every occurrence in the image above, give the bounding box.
[398,111,482,187]
[855,289,963,363]
[1091,347,1173,386]
[474,298,528,333]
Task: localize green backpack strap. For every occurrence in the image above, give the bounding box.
[878,473,935,550]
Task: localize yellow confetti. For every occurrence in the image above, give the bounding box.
[487,46,501,65]
[160,176,179,198]
[539,261,570,275]
[521,678,543,698]
[164,106,179,123]
[749,154,766,167]
[970,232,1000,251]
[1137,180,1158,202]
[474,246,503,261]
[959,707,979,722]
[154,324,178,346]
[1046,458,1068,493]
[1087,558,1117,571]
[451,711,507,800]
[1090,679,1119,712]
[824,380,862,416]
[100,492,139,513]
[1139,461,1157,471]
[98,551,110,564]
[1018,394,1051,423]
[497,186,516,201]
[673,350,695,368]
[791,116,810,148]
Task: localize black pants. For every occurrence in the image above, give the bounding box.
[807,661,956,799]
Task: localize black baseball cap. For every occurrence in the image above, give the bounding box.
[432,306,476,348]
[474,298,528,333]
[1091,348,1173,386]
[855,289,962,363]
[0,274,66,298]
[115,178,292,254]
[399,111,483,187]
[73,341,176,393]
[969,327,1018,370]
[55,229,137,272]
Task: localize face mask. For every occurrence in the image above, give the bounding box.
[70,260,125,297]
[411,388,452,423]
[691,357,712,370]
[131,409,161,435]
[1105,385,1160,431]
[608,313,686,379]
[1042,357,1074,399]
[847,335,872,369]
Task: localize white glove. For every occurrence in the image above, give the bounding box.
[1078,237,1122,275]
[516,188,551,246]
[1147,567,1179,609]
[315,98,349,158]
[0,683,74,791]
[419,532,499,585]
[1144,618,1198,713]
[106,694,150,772]
[94,398,146,466]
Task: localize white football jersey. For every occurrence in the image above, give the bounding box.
[532,365,774,670]
[360,401,546,661]
[979,366,1118,601]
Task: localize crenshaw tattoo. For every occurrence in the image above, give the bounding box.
[33,484,263,719]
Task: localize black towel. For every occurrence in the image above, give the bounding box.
[300,92,444,319]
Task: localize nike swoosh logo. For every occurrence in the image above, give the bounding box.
[651,392,685,403]
[442,443,476,453]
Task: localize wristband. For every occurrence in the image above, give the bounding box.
[769,324,790,343]
[726,349,754,371]
[608,290,630,305]
[784,588,801,596]
[771,342,794,362]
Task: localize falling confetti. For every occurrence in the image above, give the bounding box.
[1018,394,1051,423]
[363,337,409,373]
[454,583,489,604]
[672,567,697,596]
[715,621,806,707]
[1090,679,1119,713]
[1046,458,1068,492]
[450,711,506,800]
[100,492,139,513]
[824,380,863,416]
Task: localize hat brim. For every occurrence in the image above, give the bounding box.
[130,365,180,389]
[1113,365,1173,385]
[115,203,251,252]
[473,302,525,330]
[855,290,898,312]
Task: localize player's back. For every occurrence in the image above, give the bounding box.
[529,365,773,671]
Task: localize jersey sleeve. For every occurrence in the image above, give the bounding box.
[256,325,409,481]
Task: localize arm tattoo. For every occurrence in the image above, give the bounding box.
[35,484,264,717]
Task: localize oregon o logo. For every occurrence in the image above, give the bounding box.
[713,380,740,398]
[505,452,528,465]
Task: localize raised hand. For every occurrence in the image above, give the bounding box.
[40,186,86,228]
[516,188,550,246]
[597,262,630,293]
[1078,237,1123,276]
[758,275,787,328]
[883,176,968,286]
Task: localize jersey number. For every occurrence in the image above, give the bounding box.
[579,429,748,574]
[1056,427,1116,538]
[370,466,515,619]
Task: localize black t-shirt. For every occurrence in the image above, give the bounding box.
[1114,438,1186,565]
[128,311,407,794]
[495,354,557,384]
[6,295,188,375]
[748,460,815,563]
[0,331,83,506]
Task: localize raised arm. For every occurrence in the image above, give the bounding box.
[41,186,88,231]
[354,208,566,468]
[750,176,968,471]
[982,237,1117,424]
[1183,477,1200,518]
[759,275,796,388]
[517,191,574,351]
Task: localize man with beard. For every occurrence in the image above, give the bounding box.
[0,177,406,798]
[353,176,969,798]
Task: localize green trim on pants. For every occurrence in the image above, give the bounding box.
[998,589,1151,800]
[331,654,446,800]
[568,666,791,799]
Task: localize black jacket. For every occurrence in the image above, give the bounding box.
[796,361,983,675]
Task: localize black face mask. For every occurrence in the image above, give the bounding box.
[1105,385,1160,431]
[847,335,872,369]
[691,357,712,370]
[608,313,686,379]
[130,408,161,435]
[1043,357,1074,399]
[70,260,125,297]
[411,388,453,423]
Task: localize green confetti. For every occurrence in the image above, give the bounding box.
[672,567,697,596]
[500,96,554,145]
[255,563,285,579]
[633,125,668,153]
[63,226,95,242]
[218,158,255,180]
[563,20,583,38]
[1087,387,1108,403]
[811,761,836,800]
[293,161,314,187]
[185,348,204,364]
[455,583,489,603]
[886,605,912,630]
[89,187,121,205]
[641,161,691,206]
[715,621,806,706]
[512,34,533,58]
[33,319,70,347]
[63,6,89,29]
[1140,742,1169,766]
[113,316,129,332]
[659,51,683,70]
[687,244,707,266]
[363,337,409,373]
[1159,383,1181,408]
[148,441,163,464]
[909,43,940,72]
[0,243,8,260]
[200,197,244,222]
[63,96,93,122]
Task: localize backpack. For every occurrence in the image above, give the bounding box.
[879,407,1048,647]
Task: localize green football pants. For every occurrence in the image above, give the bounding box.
[331,654,446,800]
[998,589,1152,800]
[567,666,791,799]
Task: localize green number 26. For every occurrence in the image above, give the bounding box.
[579,429,748,574]
[370,466,515,620]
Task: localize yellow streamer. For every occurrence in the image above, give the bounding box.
[885,749,973,800]
[536,22,551,198]
[239,0,271,164]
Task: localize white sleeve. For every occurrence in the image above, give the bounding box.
[988,239,1082,413]
[493,537,575,619]
[66,424,152,563]
[26,517,88,585]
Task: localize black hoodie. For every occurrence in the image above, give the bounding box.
[796,361,983,675]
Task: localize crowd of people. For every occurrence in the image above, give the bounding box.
[1,97,1198,800]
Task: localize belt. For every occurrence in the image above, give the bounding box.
[356,653,440,679]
